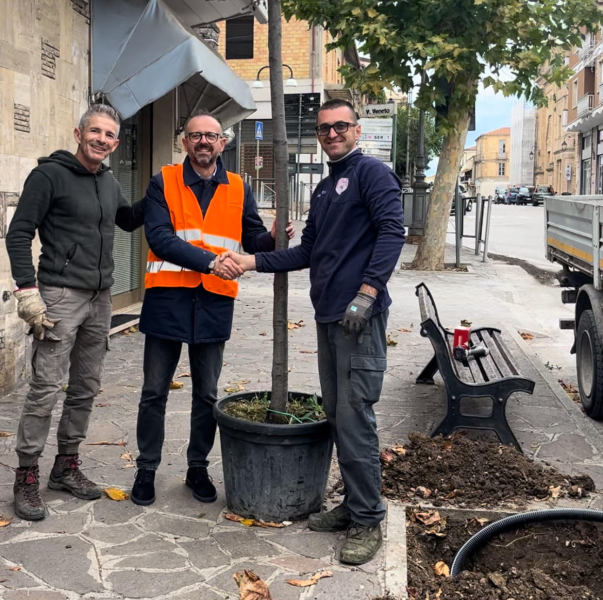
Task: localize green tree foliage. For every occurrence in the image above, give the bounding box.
[396,103,443,181]
[283,0,602,269]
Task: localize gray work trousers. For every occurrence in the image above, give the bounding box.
[316,310,388,527]
[16,284,112,467]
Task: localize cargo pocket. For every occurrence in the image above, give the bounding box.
[31,339,61,381]
[350,355,387,405]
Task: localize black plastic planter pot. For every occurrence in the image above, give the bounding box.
[214,392,333,522]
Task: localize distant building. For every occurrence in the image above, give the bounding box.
[510,101,536,186]
[460,145,477,192]
[474,127,511,197]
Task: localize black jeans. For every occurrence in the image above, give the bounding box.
[136,334,225,471]
[316,310,388,527]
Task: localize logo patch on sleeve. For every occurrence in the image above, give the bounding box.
[335,178,349,195]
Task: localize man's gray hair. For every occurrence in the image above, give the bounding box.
[79,104,121,133]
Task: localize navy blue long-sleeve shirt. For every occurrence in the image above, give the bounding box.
[140,156,275,343]
[256,150,404,323]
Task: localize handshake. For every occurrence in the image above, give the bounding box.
[211,252,255,281]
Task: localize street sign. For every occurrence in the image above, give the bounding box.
[360,133,393,142]
[255,121,263,140]
[358,140,393,149]
[255,156,263,170]
[288,163,324,175]
[360,148,391,159]
[359,117,393,127]
[362,104,396,117]
[566,165,572,180]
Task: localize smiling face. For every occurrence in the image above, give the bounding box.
[74,115,120,170]
[182,115,226,171]
[316,105,361,160]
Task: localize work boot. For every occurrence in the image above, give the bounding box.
[186,466,217,503]
[48,455,101,500]
[14,466,46,521]
[340,522,383,565]
[308,504,352,532]
[131,469,156,506]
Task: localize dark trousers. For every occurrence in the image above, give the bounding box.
[316,310,388,527]
[136,334,225,471]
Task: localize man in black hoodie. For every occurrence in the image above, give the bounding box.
[6,104,144,520]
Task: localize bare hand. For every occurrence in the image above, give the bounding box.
[213,255,244,280]
[220,251,256,273]
[271,219,295,240]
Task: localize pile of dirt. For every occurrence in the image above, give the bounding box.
[407,508,603,599]
[381,432,595,508]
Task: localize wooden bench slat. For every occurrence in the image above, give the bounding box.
[480,331,513,378]
[446,334,474,383]
[466,356,486,383]
[471,332,499,382]
[491,331,521,376]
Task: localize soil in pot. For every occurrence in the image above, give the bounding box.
[406,507,603,599]
[224,391,326,424]
[380,432,595,509]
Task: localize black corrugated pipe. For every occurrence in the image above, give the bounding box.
[451,508,603,577]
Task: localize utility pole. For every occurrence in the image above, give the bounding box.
[411,74,429,236]
[402,91,411,188]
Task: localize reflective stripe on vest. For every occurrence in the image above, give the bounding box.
[144,163,244,298]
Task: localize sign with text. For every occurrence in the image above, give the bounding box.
[255,156,263,170]
[358,117,394,165]
[362,104,396,117]
[359,133,393,142]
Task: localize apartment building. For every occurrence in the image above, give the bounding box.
[459,146,476,191]
[473,128,511,197]
[509,101,536,187]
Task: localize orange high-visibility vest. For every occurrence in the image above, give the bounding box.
[145,163,244,298]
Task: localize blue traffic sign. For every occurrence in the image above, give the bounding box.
[255,121,263,140]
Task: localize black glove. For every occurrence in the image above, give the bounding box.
[341,291,376,338]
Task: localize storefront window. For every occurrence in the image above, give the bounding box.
[581,158,592,195]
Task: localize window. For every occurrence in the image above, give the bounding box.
[564,55,570,66]
[573,80,579,108]
[562,109,568,126]
[499,140,506,155]
[225,16,254,60]
[498,162,506,176]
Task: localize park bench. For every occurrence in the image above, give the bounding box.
[415,283,535,452]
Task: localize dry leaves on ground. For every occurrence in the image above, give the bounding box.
[287,320,305,330]
[519,332,534,340]
[224,380,250,394]
[300,349,317,354]
[0,517,13,528]
[549,485,562,499]
[86,440,127,446]
[95,403,108,407]
[8,567,20,572]
[286,570,333,587]
[398,328,413,333]
[415,511,442,527]
[104,487,130,501]
[433,561,450,578]
[234,569,273,600]
[169,381,184,390]
[177,371,191,378]
[386,335,398,346]
[558,379,580,403]
[224,513,287,529]
[460,319,472,327]
[0,432,13,437]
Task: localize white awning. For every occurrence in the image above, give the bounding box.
[91,0,256,127]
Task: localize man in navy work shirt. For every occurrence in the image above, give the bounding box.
[131,110,293,507]
[221,99,405,565]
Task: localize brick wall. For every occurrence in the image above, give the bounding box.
[0,0,90,395]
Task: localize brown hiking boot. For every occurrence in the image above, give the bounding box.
[48,455,101,500]
[340,522,383,565]
[14,466,46,521]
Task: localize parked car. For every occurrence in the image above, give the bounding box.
[505,187,520,204]
[517,186,535,205]
[532,184,554,206]
[494,188,506,204]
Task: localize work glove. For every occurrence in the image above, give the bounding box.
[341,291,376,341]
[14,288,61,341]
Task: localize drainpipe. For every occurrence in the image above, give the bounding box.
[310,26,317,190]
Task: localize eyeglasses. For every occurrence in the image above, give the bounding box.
[186,131,222,144]
[315,121,357,136]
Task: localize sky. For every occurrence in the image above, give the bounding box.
[426,85,518,176]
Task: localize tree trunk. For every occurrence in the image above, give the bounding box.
[267,0,290,418]
[412,103,470,270]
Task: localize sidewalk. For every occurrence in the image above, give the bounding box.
[0,242,600,599]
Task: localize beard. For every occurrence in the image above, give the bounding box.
[190,143,219,169]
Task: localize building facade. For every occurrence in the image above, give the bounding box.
[509,101,536,187]
[0,0,261,395]
[459,146,476,192]
[473,127,511,198]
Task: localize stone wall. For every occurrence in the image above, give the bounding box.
[0,0,90,395]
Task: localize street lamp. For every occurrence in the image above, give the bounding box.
[561,134,575,152]
[529,144,537,160]
[252,65,297,88]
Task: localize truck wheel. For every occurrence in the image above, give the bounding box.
[577,309,603,419]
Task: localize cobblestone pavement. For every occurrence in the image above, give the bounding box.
[0,241,601,599]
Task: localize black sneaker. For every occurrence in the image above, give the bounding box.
[186,467,217,503]
[131,469,156,506]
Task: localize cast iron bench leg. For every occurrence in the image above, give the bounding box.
[416,354,438,385]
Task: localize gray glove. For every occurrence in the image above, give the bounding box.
[341,291,376,339]
[14,288,61,341]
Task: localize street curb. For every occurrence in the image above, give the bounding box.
[384,500,408,598]
[506,326,603,458]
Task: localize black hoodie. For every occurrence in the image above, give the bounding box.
[7,150,144,291]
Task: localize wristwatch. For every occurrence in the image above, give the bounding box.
[208,258,216,273]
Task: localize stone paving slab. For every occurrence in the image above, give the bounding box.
[0,243,600,598]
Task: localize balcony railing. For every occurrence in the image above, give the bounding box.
[497,152,507,160]
[579,35,597,62]
[577,93,594,117]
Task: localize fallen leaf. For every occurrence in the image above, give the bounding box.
[415,486,432,499]
[416,511,441,526]
[170,381,184,390]
[386,335,398,346]
[86,441,127,446]
[177,371,191,378]
[234,569,273,600]
[380,449,397,463]
[300,350,317,354]
[259,332,267,336]
[443,490,457,500]
[0,432,14,437]
[286,571,333,587]
[435,590,443,599]
[460,319,472,327]
[433,561,450,578]
[61,384,68,392]
[442,440,452,450]
[287,320,305,330]
[95,403,108,407]
[104,487,130,501]
[519,332,534,340]
[224,383,245,393]
[8,566,21,572]
[120,452,133,461]
[398,328,413,333]
[224,513,285,529]
[0,517,12,528]
[391,444,406,456]
[123,464,135,468]
[549,485,562,499]
[475,518,490,526]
